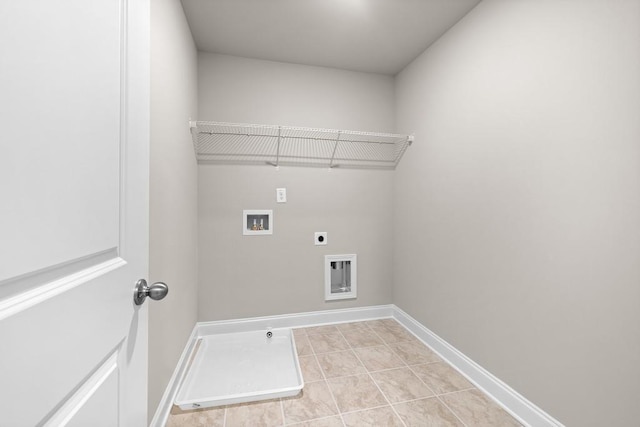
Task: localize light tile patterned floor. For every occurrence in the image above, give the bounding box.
[165,319,523,427]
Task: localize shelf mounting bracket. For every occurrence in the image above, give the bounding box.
[328,131,341,169]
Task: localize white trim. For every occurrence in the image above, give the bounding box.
[44,351,119,426]
[392,306,564,427]
[324,254,357,301]
[243,209,273,235]
[151,304,564,427]
[196,304,393,337]
[0,257,126,321]
[149,326,200,427]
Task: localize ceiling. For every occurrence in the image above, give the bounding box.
[180,0,481,75]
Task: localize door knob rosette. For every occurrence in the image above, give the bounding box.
[134,279,168,305]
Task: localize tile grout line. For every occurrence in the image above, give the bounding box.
[307,323,417,356]
[434,393,469,427]
[294,328,344,426]
[310,335,347,427]
[436,387,477,397]
[292,328,336,426]
[337,402,396,416]
[286,414,344,426]
[306,321,507,427]
[383,320,468,427]
[387,318,476,427]
[286,328,303,426]
[388,320,523,426]
[375,320,470,427]
[279,398,286,426]
[402,343,470,427]
[336,322,409,427]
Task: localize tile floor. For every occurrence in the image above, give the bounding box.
[165,319,523,427]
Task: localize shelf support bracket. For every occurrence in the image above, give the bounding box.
[328,131,341,169]
[275,126,281,169]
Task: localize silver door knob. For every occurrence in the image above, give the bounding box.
[134,279,169,305]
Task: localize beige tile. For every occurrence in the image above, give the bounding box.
[169,404,205,415]
[225,399,283,427]
[316,350,367,379]
[298,356,324,382]
[287,416,344,426]
[293,328,308,338]
[440,389,522,426]
[165,405,225,427]
[282,381,339,424]
[365,318,400,330]
[342,406,404,426]
[371,367,434,403]
[388,340,441,365]
[336,321,371,333]
[326,374,387,412]
[295,335,313,356]
[342,330,384,348]
[369,324,417,344]
[367,320,412,336]
[354,345,405,372]
[411,362,474,395]
[304,325,339,335]
[394,397,464,426]
[307,332,349,354]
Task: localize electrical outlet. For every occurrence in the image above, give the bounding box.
[315,232,327,245]
[276,188,287,203]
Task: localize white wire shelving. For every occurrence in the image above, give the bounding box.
[190,121,413,170]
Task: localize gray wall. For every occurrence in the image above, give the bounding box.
[198,53,395,131]
[198,54,395,320]
[149,0,198,419]
[393,1,640,426]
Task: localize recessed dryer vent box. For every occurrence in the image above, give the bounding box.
[325,254,357,300]
[243,210,273,235]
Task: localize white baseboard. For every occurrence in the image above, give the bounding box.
[151,304,563,427]
[149,326,199,427]
[195,304,394,337]
[392,306,564,427]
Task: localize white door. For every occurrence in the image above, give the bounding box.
[0,0,151,425]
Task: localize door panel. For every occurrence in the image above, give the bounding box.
[0,0,123,283]
[2,271,130,425]
[45,351,120,427]
[64,366,120,427]
[0,0,149,425]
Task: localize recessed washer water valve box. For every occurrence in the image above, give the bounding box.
[314,232,327,245]
[243,210,273,235]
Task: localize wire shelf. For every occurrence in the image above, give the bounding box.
[191,121,413,169]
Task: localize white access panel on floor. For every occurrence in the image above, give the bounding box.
[174,329,304,410]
